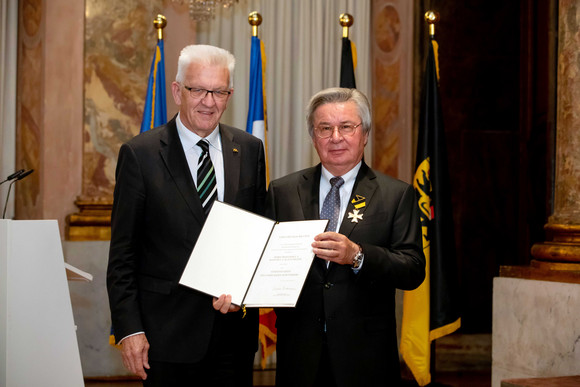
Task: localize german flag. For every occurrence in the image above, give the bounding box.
[399,34,461,386]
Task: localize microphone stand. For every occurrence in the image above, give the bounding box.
[0,169,24,185]
[2,169,34,219]
[2,179,17,219]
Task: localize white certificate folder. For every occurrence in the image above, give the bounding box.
[179,201,328,307]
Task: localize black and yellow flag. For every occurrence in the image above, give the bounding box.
[400,35,461,386]
[340,36,357,88]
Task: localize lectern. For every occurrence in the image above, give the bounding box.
[0,220,84,386]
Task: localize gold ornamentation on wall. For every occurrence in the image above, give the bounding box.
[371,0,411,181]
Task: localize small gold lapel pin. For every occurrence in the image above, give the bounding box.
[233,148,239,153]
[351,195,366,209]
[348,209,364,223]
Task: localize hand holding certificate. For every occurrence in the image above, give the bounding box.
[179,201,327,307]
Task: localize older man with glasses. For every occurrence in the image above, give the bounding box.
[265,87,425,386]
[107,44,266,386]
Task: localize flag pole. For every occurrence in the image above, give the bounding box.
[154,14,167,41]
[339,13,353,38]
[248,11,276,369]
[426,11,439,379]
[248,11,262,37]
[425,10,444,384]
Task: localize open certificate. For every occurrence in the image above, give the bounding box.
[179,201,328,307]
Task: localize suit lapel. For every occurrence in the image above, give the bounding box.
[338,162,377,238]
[327,163,377,275]
[220,124,241,204]
[158,118,205,226]
[297,165,327,273]
[339,161,378,237]
[298,165,322,221]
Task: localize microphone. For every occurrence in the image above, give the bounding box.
[2,169,34,219]
[16,169,34,181]
[0,169,25,185]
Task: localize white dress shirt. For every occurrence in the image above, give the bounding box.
[176,113,225,202]
[319,161,364,271]
[319,162,362,231]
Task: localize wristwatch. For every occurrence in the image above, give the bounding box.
[352,245,364,269]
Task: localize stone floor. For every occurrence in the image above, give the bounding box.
[85,333,492,387]
[501,375,580,387]
[85,370,492,387]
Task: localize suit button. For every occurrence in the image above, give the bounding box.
[324,282,332,289]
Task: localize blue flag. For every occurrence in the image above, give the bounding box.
[246,36,266,142]
[246,35,269,181]
[140,39,167,133]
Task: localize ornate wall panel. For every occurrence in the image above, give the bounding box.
[16,0,43,220]
[83,0,163,199]
[371,0,413,182]
[69,0,163,239]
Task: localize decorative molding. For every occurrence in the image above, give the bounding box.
[530,223,580,264]
[500,260,580,285]
[66,198,112,241]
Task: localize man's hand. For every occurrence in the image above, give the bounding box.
[312,231,359,266]
[213,294,241,314]
[120,333,150,380]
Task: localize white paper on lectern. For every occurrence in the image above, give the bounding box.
[178,201,327,307]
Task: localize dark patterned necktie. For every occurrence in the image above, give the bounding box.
[197,139,217,216]
[320,176,344,232]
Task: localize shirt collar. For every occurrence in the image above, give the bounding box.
[175,113,221,152]
[321,161,362,186]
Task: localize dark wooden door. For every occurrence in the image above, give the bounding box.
[416,0,556,333]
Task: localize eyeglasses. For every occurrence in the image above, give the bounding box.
[183,86,232,100]
[314,123,362,138]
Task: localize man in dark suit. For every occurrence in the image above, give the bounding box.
[266,88,425,386]
[107,44,266,386]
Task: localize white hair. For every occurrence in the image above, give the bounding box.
[306,87,372,137]
[175,44,235,88]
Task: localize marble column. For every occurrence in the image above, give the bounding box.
[528,0,580,270]
[15,0,84,238]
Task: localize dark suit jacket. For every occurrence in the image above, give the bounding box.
[265,162,425,387]
[107,117,266,363]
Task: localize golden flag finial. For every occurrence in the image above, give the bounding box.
[154,14,167,40]
[424,11,439,38]
[339,13,354,39]
[248,12,262,37]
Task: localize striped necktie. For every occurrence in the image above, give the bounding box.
[196,139,217,216]
[320,176,345,232]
